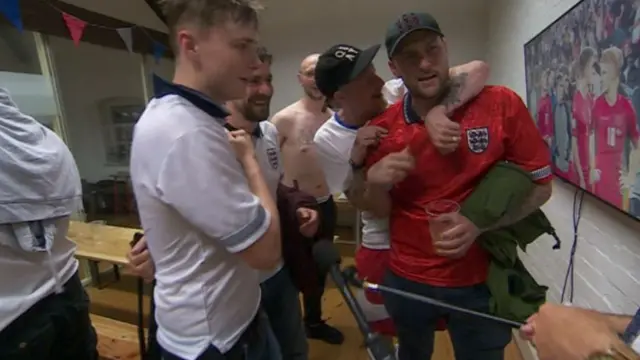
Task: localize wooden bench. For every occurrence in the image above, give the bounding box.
[91,314,143,360]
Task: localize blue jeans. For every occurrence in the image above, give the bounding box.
[261,267,308,360]
[382,270,512,360]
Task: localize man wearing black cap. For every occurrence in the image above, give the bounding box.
[346,12,554,360]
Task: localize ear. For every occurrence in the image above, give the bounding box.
[297,72,303,84]
[388,60,399,78]
[177,29,197,58]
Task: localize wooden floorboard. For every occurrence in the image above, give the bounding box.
[88,261,522,360]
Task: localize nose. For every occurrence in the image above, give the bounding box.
[257,82,273,97]
[418,56,433,72]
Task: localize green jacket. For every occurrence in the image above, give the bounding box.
[460,161,560,323]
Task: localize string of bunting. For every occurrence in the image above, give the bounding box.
[0,0,167,63]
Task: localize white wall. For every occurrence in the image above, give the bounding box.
[259,0,490,111]
[29,0,489,182]
[487,0,640,316]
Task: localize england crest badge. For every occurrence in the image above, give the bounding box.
[266,148,279,169]
[466,127,489,154]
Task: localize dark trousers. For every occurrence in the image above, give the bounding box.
[303,196,336,325]
[261,267,308,360]
[160,310,280,360]
[0,271,98,360]
[382,270,512,360]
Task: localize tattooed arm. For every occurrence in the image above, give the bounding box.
[344,167,392,217]
[440,60,490,114]
[485,88,554,231]
[424,61,490,153]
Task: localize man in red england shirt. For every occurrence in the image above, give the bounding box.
[345,12,553,360]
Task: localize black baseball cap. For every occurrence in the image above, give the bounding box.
[315,44,381,98]
[385,12,443,58]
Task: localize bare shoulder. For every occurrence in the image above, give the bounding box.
[271,102,300,127]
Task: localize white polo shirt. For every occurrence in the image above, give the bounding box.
[228,120,284,282]
[130,77,270,360]
[314,113,390,250]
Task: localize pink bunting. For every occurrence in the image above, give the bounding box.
[62,12,87,46]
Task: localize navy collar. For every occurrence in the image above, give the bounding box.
[224,122,263,138]
[334,113,361,130]
[152,75,229,122]
[403,93,422,124]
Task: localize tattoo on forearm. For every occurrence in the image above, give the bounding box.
[487,185,551,231]
[440,73,469,113]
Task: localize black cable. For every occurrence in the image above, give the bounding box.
[561,188,585,303]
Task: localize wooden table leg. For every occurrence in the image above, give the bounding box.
[89,260,103,289]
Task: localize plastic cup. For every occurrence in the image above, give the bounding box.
[425,200,460,247]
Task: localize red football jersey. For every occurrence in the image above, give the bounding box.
[536,94,554,140]
[364,86,552,287]
[592,94,639,208]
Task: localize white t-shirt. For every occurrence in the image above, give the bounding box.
[382,78,406,105]
[131,79,270,360]
[314,114,390,250]
[0,217,78,331]
[253,121,285,282]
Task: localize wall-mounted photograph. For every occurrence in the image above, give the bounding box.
[525,0,640,218]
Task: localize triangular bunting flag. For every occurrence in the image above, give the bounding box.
[152,41,165,64]
[62,12,87,46]
[0,0,23,31]
[116,27,133,53]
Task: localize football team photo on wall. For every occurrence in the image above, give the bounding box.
[525,0,640,217]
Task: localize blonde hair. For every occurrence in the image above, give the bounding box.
[601,46,624,74]
[158,0,263,50]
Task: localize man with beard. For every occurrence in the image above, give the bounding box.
[225,47,316,360]
[347,12,553,360]
[270,54,343,344]
[128,47,316,360]
[312,44,489,341]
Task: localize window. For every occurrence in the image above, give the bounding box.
[0,23,61,131]
[48,36,147,182]
[99,98,144,166]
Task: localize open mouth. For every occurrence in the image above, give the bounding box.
[418,74,438,83]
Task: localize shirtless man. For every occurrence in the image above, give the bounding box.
[271,54,342,344]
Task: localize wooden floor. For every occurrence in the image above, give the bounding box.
[88,268,523,360]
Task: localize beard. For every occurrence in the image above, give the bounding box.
[236,96,271,122]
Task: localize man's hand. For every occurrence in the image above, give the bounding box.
[227,129,256,163]
[434,212,480,258]
[350,126,388,165]
[520,304,629,360]
[366,147,415,186]
[423,105,461,155]
[126,236,155,283]
[296,207,319,238]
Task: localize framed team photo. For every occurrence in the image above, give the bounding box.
[524,0,640,218]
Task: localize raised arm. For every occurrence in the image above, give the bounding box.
[441,60,490,113]
[425,60,490,153]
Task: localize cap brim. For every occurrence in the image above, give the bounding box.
[348,44,381,82]
[388,27,443,58]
